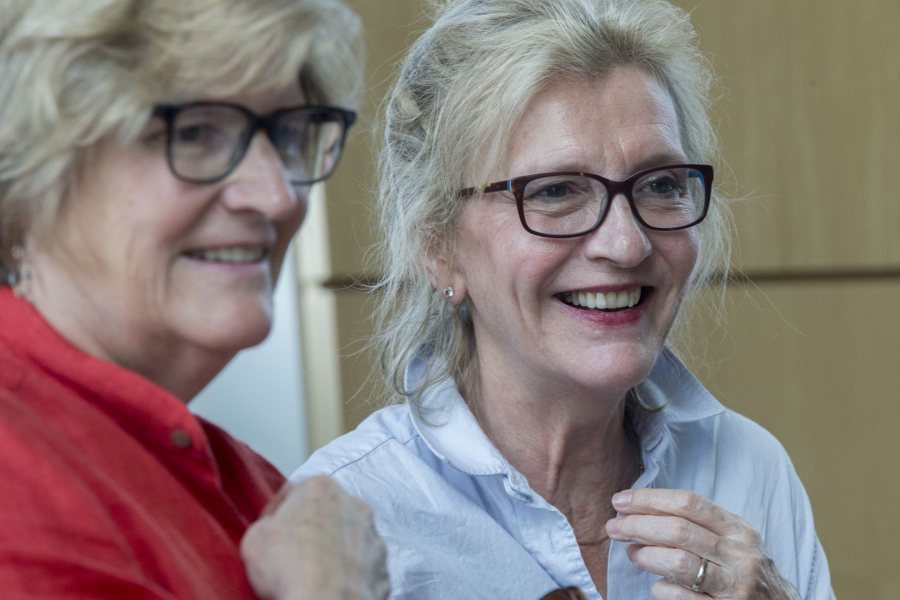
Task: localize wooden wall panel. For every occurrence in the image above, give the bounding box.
[669,2,900,594]
[297,1,425,448]
[686,281,900,600]
[320,0,428,280]
[675,0,900,272]
[332,289,382,432]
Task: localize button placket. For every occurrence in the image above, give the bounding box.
[170,429,192,449]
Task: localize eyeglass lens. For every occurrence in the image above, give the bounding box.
[166,105,349,185]
[519,166,708,236]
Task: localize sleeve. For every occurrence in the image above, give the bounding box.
[742,415,835,600]
[786,466,835,600]
[714,411,835,600]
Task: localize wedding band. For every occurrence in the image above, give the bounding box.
[689,557,709,592]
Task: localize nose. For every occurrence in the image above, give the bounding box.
[221,131,304,220]
[582,194,652,267]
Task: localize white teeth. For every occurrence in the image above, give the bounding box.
[188,247,266,263]
[564,288,642,310]
[579,292,594,309]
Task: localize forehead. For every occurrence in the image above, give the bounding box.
[230,85,306,113]
[169,83,307,114]
[500,67,684,178]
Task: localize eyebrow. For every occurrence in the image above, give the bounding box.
[625,151,689,174]
[511,151,688,180]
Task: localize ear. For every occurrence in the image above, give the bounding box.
[422,242,466,305]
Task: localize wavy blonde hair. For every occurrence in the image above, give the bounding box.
[373,0,732,407]
[0,0,363,275]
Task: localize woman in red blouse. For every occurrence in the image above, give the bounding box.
[0,1,386,598]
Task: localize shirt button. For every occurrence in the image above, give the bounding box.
[170,429,192,449]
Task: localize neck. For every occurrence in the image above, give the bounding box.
[466,366,643,515]
[463,356,644,599]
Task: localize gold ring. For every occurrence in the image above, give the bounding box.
[689,557,709,592]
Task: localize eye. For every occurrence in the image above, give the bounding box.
[632,168,700,216]
[173,122,223,146]
[524,177,592,204]
[643,175,683,196]
[274,125,308,157]
[533,182,572,200]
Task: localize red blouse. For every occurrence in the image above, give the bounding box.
[0,288,285,598]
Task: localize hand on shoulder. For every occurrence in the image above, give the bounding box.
[241,476,390,600]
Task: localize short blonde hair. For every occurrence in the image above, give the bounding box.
[0,0,363,273]
[373,0,732,405]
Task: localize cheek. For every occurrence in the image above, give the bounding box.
[657,231,700,290]
[682,234,701,285]
[274,196,308,257]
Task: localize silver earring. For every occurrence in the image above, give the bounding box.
[9,244,33,300]
[442,286,455,299]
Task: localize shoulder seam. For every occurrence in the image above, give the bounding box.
[803,540,818,600]
[324,429,421,477]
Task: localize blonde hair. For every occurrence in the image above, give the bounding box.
[0,0,363,273]
[373,0,732,406]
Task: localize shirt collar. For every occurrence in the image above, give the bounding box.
[640,347,724,424]
[404,346,726,475]
[0,287,212,459]
[405,352,510,475]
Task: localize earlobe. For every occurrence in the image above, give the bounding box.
[439,280,466,305]
[423,247,466,305]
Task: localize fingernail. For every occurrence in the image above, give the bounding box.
[606,517,623,538]
[611,491,631,509]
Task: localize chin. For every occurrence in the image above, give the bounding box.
[576,344,660,393]
[230,324,272,351]
[185,302,274,355]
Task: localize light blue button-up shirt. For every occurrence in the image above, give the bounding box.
[294,349,834,599]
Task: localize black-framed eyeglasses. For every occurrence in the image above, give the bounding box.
[460,163,713,238]
[152,102,356,186]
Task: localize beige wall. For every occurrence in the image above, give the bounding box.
[299,1,900,597]
[297,0,428,450]
[674,2,900,598]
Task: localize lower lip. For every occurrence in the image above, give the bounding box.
[557,294,647,327]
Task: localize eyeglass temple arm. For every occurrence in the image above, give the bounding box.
[459,180,511,198]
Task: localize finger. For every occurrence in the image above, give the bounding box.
[626,544,719,594]
[260,483,294,517]
[607,514,723,563]
[268,475,343,518]
[612,489,749,538]
[650,578,710,599]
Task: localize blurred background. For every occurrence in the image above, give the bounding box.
[194,1,900,597]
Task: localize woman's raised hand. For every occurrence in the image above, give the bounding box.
[606,489,800,599]
[241,476,390,600]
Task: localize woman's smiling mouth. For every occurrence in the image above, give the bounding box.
[184,246,268,264]
[558,287,645,311]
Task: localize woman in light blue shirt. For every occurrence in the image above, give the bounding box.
[293,0,834,598]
